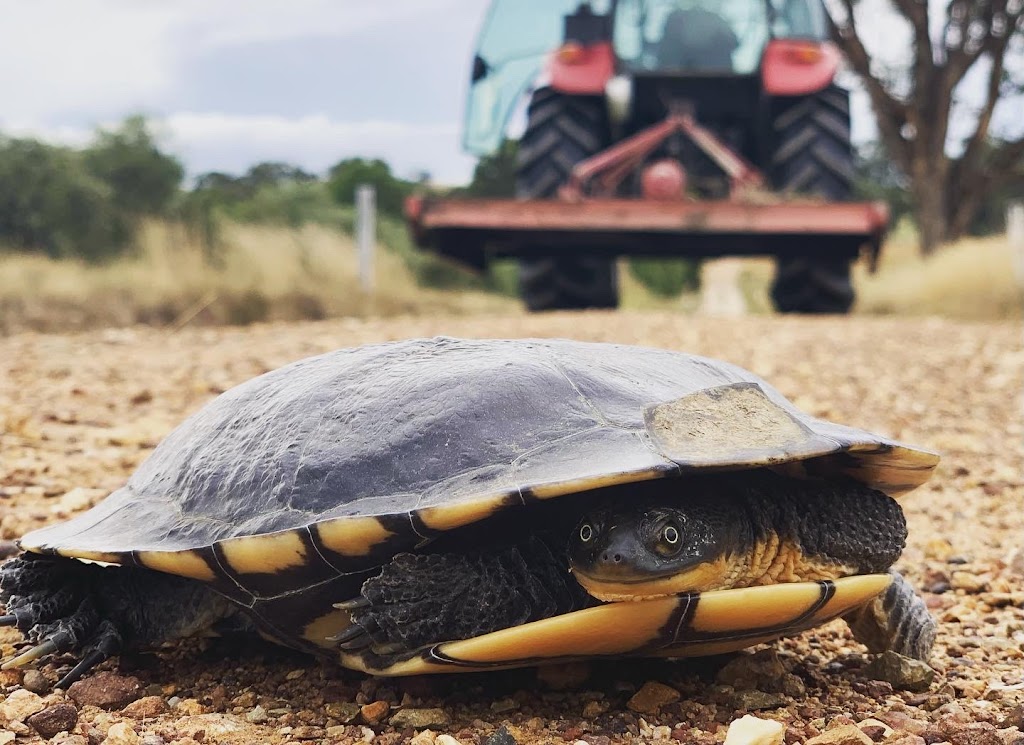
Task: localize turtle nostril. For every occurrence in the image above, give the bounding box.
[613,553,622,563]
[600,551,624,564]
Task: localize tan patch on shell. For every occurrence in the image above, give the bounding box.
[137,549,217,581]
[316,517,395,557]
[219,531,306,574]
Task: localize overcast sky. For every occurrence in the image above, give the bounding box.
[1,0,1004,185]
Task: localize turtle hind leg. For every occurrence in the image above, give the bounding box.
[338,536,591,658]
[0,554,235,687]
[844,570,936,662]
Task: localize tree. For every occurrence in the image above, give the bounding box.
[462,139,519,197]
[327,158,411,216]
[829,0,1024,252]
[84,115,184,217]
[242,161,317,190]
[0,137,130,260]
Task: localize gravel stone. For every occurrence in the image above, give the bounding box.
[121,696,168,719]
[805,725,874,745]
[22,669,51,694]
[245,705,268,724]
[103,722,141,745]
[360,699,390,724]
[68,672,143,710]
[723,715,785,745]
[483,725,520,745]
[325,701,360,722]
[0,688,45,723]
[390,708,451,729]
[862,652,935,692]
[27,702,79,738]
[627,681,681,714]
[732,690,787,711]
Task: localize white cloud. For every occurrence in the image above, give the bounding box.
[0,2,180,121]
[0,0,467,123]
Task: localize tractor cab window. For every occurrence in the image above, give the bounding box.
[465,0,614,156]
[613,0,770,74]
[767,0,828,39]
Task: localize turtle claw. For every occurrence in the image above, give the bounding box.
[1,640,58,669]
[328,624,368,645]
[333,597,370,611]
[56,648,107,690]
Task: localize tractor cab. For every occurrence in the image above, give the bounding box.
[465,0,834,158]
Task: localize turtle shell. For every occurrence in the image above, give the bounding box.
[20,338,938,664]
[23,336,937,569]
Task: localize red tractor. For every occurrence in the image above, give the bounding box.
[406,0,888,313]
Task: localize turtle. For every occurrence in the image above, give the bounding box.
[0,337,939,687]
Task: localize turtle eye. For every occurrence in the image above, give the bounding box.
[654,521,683,556]
[579,523,594,543]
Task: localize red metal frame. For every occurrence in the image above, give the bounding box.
[560,112,765,200]
[761,40,840,97]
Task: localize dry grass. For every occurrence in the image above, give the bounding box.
[736,223,1024,319]
[854,226,1023,319]
[0,221,513,334]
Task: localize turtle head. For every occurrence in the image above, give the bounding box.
[567,493,747,602]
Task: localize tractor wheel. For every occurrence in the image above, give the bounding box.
[516,87,619,312]
[769,84,856,314]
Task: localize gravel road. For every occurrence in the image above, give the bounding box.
[1,312,1022,745]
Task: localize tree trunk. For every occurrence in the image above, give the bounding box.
[910,158,949,255]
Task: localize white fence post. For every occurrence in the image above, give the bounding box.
[356,185,376,293]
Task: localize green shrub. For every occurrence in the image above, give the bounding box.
[628,258,701,297]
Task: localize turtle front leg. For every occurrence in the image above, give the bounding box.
[1,555,235,687]
[844,571,936,662]
[334,536,592,659]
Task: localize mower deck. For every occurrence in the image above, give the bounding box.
[406,196,889,269]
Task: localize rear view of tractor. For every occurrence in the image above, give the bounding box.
[406,0,888,313]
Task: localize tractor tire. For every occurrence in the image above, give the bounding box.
[516,87,619,312]
[769,84,856,314]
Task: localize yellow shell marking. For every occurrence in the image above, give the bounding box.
[137,549,217,582]
[316,517,395,557]
[218,531,306,574]
[526,469,664,500]
[417,498,508,532]
[52,548,123,564]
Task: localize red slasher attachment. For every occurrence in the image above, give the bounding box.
[406,113,888,272]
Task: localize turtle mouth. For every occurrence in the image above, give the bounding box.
[572,556,733,602]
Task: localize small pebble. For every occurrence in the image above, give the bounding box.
[27,702,79,739]
[325,701,360,722]
[410,730,437,745]
[360,700,390,724]
[246,705,268,724]
[390,708,451,729]
[627,681,681,714]
[68,672,143,710]
[0,688,45,723]
[731,690,787,711]
[104,722,141,745]
[805,724,873,745]
[862,651,935,692]
[483,725,519,745]
[436,736,462,745]
[723,714,785,745]
[121,696,168,719]
[22,669,51,694]
[291,725,325,740]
